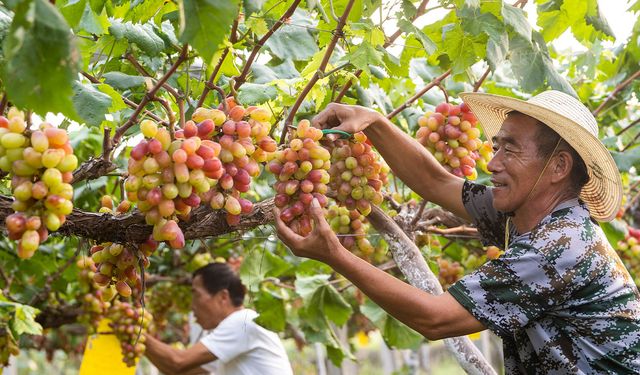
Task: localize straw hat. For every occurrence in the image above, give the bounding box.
[459,90,622,222]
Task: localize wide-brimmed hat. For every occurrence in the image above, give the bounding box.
[459,90,622,222]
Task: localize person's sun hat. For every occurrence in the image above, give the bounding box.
[459,90,622,222]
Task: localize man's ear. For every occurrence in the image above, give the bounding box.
[551,150,573,182]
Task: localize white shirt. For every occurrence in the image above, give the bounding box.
[199,309,293,375]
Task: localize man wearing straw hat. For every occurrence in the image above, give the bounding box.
[275,90,640,373]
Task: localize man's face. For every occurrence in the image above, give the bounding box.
[191,275,224,330]
[487,113,549,214]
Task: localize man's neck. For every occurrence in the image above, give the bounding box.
[512,191,578,234]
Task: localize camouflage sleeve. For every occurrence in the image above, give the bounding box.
[461,180,506,247]
[448,242,570,338]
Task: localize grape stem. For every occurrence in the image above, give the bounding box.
[125,53,182,102]
[0,93,7,115]
[233,0,303,91]
[386,69,452,120]
[473,67,491,92]
[334,0,431,103]
[593,69,640,117]
[281,0,357,144]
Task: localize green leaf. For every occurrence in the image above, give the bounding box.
[0,7,11,56]
[239,248,292,292]
[508,34,545,92]
[109,19,166,55]
[397,19,437,55]
[125,0,165,23]
[502,3,531,42]
[3,0,80,117]
[179,0,240,64]
[612,147,640,172]
[5,303,42,336]
[78,0,107,35]
[103,71,147,90]
[486,32,509,71]
[295,274,331,299]
[72,81,112,127]
[443,25,479,74]
[254,290,286,331]
[342,41,385,73]
[601,220,626,246]
[265,9,319,61]
[237,83,277,104]
[360,299,423,349]
[244,0,266,15]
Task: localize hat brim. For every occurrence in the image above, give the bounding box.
[459,92,622,222]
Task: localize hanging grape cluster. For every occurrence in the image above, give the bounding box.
[269,120,331,236]
[107,300,154,367]
[1,108,78,258]
[416,102,492,179]
[125,101,277,248]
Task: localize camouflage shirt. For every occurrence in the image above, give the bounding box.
[448,181,640,374]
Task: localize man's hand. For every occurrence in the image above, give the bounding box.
[274,198,346,265]
[312,103,382,134]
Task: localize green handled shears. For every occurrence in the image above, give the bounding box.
[321,129,352,139]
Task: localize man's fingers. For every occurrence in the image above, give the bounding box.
[273,206,303,246]
[309,198,330,232]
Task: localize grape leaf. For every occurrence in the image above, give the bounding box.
[508,34,545,91]
[502,3,531,42]
[103,71,147,90]
[179,0,240,64]
[3,0,80,117]
[265,9,319,61]
[342,41,385,73]
[72,81,113,127]
[443,25,479,74]
[237,83,277,105]
[109,20,165,56]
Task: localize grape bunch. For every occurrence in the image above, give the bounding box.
[324,132,388,217]
[107,300,154,367]
[0,108,78,258]
[437,258,464,289]
[269,120,330,236]
[192,101,277,226]
[326,205,374,257]
[146,282,191,332]
[617,227,640,286]
[416,102,492,179]
[75,256,111,333]
[91,196,159,297]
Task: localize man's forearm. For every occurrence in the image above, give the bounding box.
[328,246,442,338]
[144,335,185,374]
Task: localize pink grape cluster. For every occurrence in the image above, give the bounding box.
[416,102,492,179]
[91,196,158,298]
[107,300,154,367]
[125,103,277,248]
[192,102,277,226]
[324,132,388,217]
[327,204,374,256]
[269,120,330,236]
[0,108,78,258]
[76,256,111,332]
